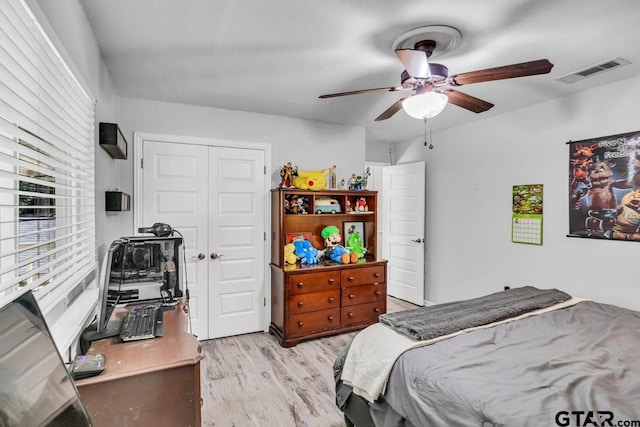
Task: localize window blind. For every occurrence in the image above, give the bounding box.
[0,0,96,323]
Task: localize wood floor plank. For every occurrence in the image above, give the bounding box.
[200,296,418,426]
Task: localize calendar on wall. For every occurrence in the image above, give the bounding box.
[512,184,543,245]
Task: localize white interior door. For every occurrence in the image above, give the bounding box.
[139,136,267,340]
[383,162,425,305]
[208,147,265,339]
[141,140,209,338]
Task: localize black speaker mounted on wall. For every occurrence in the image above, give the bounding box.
[99,122,127,159]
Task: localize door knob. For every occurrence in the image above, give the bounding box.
[411,238,424,243]
[191,253,206,260]
[210,252,224,260]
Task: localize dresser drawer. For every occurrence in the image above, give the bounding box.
[288,289,340,314]
[341,283,386,307]
[289,308,340,336]
[341,301,384,326]
[341,265,385,288]
[289,271,341,294]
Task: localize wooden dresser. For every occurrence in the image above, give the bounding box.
[76,301,202,426]
[270,189,387,347]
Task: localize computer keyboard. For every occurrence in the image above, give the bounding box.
[119,305,163,342]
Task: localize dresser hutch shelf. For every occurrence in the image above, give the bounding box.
[269,189,387,347]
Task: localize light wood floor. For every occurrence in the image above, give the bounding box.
[200,296,418,427]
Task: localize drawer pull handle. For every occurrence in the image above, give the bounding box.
[348,276,354,282]
[374,290,381,296]
[297,301,304,307]
[328,297,335,303]
[348,312,353,318]
[298,321,304,327]
[374,272,380,278]
[349,294,355,299]
[328,315,334,321]
[328,278,335,284]
[374,308,381,313]
[297,282,304,288]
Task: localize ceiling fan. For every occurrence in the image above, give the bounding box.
[319,38,554,121]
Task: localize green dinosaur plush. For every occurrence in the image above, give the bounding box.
[346,230,367,259]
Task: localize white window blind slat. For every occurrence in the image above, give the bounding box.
[0,0,97,327]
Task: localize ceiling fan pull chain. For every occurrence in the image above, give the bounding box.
[429,121,434,149]
[424,118,427,147]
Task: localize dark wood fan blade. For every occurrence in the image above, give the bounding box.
[319,86,403,98]
[450,59,554,86]
[443,89,494,113]
[395,49,430,79]
[375,98,407,121]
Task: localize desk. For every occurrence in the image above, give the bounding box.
[76,302,202,427]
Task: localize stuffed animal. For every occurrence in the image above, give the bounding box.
[321,225,358,264]
[293,169,330,191]
[291,236,320,264]
[283,242,298,265]
[355,197,368,212]
[346,230,367,259]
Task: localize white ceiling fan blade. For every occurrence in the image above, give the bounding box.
[395,49,431,79]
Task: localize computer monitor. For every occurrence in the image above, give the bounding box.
[0,290,92,426]
[81,236,183,352]
[94,239,124,338]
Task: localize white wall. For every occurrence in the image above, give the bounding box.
[35,1,366,254]
[115,97,365,233]
[391,74,640,311]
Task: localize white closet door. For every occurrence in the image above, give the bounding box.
[141,140,210,338]
[208,147,266,338]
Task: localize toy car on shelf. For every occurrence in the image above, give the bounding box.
[314,198,342,214]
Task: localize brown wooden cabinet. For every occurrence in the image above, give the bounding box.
[76,302,202,426]
[270,189,387,347]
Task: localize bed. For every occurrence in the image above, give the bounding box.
[333,286,640,427]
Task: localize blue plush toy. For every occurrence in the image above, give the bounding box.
[292,236,320,264]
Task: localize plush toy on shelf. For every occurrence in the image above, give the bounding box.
[283,242,298,265]
[291,236,320,264]
[293,168,330,191]
[355,197,368,212]
[346,230,367,260]
[321,225,358,264]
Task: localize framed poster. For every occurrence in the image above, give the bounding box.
[568,131,640,241]
[343,221,364,242]
[512,184,543,245]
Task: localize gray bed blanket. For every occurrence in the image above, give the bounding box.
[379,286,571,340]
[373,300,640,426]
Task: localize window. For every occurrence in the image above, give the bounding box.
[0,0,96,328]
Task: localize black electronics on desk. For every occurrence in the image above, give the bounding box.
[81,234,183,352]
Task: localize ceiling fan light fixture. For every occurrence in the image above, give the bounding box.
[402,92,448,119]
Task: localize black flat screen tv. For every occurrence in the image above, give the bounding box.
[0,290,92,426]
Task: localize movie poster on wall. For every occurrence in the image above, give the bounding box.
[568,130,640,241]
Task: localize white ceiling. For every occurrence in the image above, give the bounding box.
[79,0,640,145]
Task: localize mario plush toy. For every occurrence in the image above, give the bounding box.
[321,225,358,264]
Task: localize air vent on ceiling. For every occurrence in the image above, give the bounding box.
[556,57,631,83]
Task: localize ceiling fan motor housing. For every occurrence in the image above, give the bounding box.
[400,63,449,89]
